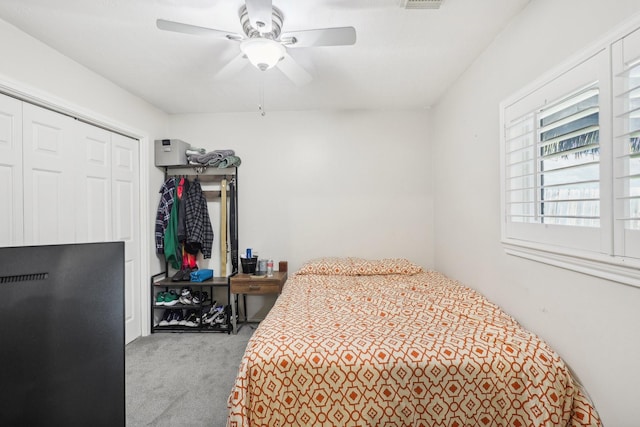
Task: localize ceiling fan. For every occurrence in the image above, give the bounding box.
[156,0,357,86]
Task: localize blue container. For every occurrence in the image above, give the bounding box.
[190,269,214,282]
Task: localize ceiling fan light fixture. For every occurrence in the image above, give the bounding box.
[240,38,285,71]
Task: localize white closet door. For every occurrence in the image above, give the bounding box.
[112,133,141,343]
[0,94,23,247]
[22,103,78,245]
[76,122,112,243]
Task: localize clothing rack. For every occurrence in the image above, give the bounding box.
[149,165,239,334]
[163,165,239,276]
[164,166,236,202]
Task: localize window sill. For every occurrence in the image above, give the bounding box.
[502,240,640,288]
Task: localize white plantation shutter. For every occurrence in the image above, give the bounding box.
[613,27,640,258]
[502,50,608,253]
[504,113,536,224]
[505,86,601,228]
[501,21,640,286]
[537,85,600,227]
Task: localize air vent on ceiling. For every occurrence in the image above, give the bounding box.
[399,0,444,9]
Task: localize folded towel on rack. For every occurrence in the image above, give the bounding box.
[188,160,202,166]
[218,155,241,168]
[191,149,235,165]
[186,147,206,156]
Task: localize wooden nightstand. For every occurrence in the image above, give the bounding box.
[230,267,287,333]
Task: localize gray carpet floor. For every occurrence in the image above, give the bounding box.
[125,327,253,427]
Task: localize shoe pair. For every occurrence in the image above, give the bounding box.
[158,309,183,326]
[202,305,226,325]
[192,291,208,305]
[179,287,193,305]
[180,309,199,327]
[156,290,179,306]
[171,266,199,282]
[158,309,200,327]
[171,268,190,282]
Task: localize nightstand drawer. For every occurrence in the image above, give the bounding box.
[230,270,288,334]
[231,282,281,295]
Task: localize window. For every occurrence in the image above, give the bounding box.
[505,84,601,228]
[500,24,640,287]
[538,86,600,227]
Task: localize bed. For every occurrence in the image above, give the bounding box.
[227,257,600,426]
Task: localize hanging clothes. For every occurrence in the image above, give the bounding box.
[184,178,214,259]
[176,177,190,244]
[154,177,176,254]
[163,184,181,270]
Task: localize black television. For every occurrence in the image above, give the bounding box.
[0,242,125,427]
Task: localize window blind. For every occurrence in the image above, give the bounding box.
[537,85,600,227]
[615,60,640,231]
[504,84,601,227]
[613,49,640,259]
[504,113,536,224]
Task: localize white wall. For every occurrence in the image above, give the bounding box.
[431,0,640,425]
[168,109,434,272]
[169,110,433,319]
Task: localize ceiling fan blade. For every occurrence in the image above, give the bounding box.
[281,27,356,48]
[213,53,249,81]
[277,53,313,86]
[245,0,273,33]
[156,19,242,40]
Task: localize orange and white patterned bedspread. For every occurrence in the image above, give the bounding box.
[227,267,600,426]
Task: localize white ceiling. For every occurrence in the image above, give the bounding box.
[0,0,530,115]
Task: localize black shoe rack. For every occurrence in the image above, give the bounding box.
[151,272,232,334]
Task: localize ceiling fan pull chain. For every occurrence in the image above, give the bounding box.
[258,73,266,117]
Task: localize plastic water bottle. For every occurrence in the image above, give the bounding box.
[267,260,274,277]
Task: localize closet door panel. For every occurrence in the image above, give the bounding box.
[0,94,23,247]
[112,133,141,343]
[22,104,78,245]
[76,122,112,243]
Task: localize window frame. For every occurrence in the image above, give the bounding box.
[499,21,640,288]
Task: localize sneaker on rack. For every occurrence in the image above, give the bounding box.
[200,300,216,318]
[179,309,191,326]
[180,268,192,282]
[223,305,232,325]
[213,306,228,325]
[208,305,226,325]
[202,305,219,325]
[201,308,211,324]
[171,269,185,282]
[192,291,210,305]
[158,309,172,326]
[179,287,193,305]
[169,309,183,326]
[155,291,166,306]
[163,290,179,306]
[183,310,198,327]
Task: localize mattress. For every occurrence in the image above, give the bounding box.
[227,258,600,426]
